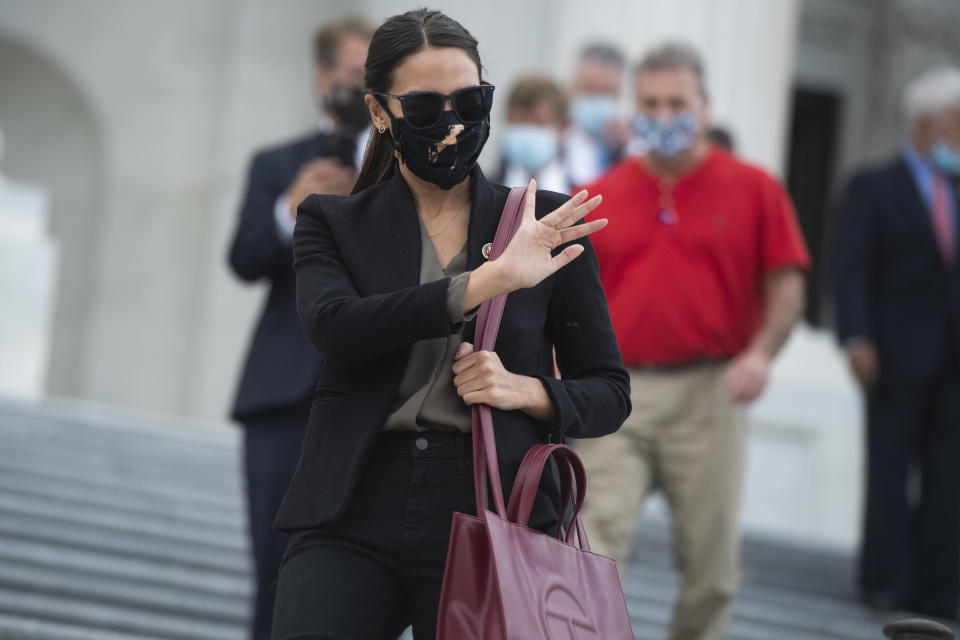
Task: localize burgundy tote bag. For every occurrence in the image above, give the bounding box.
[435,187,633,639]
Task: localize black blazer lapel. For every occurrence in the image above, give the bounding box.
[466,167,508,271]
[361,170,422,295]
[465,168,509,342]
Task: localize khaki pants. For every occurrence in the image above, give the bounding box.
[577,363,747,640]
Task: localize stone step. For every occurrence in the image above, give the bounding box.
[0,467,242,528]
[0,612,166,640]
[633,526,858,600]
[0,440,241,492]
[626,597,875,640]
[0,557,248,623]
[0,456,241,514]
[0,508,249,575]
[635,524,854,577]
[732,598,879,639]
[0,590,244,640]
[0,398,907,640]
[0,538,249,600]
[622,562,885,639]
[0,474,242,531]
[0,402,238,451]
[0,409,238,460]
[0,491,245,552]
[623,561,885,627]
[0,418,240,469]
[0,419,238,460]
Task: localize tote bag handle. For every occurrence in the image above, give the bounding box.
[471,186,527,517]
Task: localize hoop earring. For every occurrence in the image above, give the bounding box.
[377,124,386,134]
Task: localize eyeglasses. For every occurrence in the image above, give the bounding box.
[374,84,495,129]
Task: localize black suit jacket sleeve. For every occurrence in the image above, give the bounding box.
[228,151,292,282]
[832,171,878,343]
[292,194,458,365]
[536,223,631,440]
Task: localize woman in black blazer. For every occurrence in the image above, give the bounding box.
[270,9,630,640]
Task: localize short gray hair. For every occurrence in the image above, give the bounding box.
[903,65,960,127]
[579,43,626,70]
[634,42,707,96]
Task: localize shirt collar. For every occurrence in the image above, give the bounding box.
[316,112,335,134]
[902,144,932,173]
[902,144,936,209]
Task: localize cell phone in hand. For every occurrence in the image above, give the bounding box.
[317,133,357,169]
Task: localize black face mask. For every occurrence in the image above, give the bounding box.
[385,108,490,189]
[325,85,371,133]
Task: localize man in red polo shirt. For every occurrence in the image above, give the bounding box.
[577,42,810,640]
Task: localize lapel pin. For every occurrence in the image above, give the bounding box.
[482,242,493,259]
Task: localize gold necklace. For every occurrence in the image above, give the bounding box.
[426,205,468,238]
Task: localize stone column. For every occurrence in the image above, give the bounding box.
[0,126,59,400]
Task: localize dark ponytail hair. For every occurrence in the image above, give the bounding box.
[351,8,485,194]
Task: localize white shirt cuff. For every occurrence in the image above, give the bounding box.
[274,194,296,241]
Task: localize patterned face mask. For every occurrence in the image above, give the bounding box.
[384,107,490,189]
[632,112,699,158]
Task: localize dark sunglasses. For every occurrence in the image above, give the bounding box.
[374,84,495,129]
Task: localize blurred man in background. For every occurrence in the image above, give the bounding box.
[832,65,960,620]
[577,42,810,640]
[226,17,373,640]
[564,43,630,187]
[495,74,571,194]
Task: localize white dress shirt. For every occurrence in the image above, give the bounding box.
[501,157,571,195]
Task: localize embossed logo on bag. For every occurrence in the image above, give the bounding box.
[540,582,598,638]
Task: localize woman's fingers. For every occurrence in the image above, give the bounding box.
[546,244,586,273]
[521,178,538,221]
[452,364,481,387]
[540,190,589,229]
[557,218,608,244]
[452,349,493,379]
[556,194,602,230]
[456,377,489,398]
[451,353,475,376]
[453,341,474,361]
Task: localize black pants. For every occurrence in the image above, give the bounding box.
[271,431,476,640]
[860,353,960,618]
[243,404,310,640]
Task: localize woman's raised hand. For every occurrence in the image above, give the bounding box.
[494,179,606,291]
[460,180,606,314]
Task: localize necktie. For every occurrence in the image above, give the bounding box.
[932,172,955,267]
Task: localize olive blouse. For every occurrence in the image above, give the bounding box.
[381,218,479,432]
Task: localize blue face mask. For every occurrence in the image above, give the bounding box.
[931,141,960,176]
[570,94,618,137]
[632,112,699,158]
[502,124,559,171]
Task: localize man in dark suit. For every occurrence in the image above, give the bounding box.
[833,65,960,619]
[227,17,373,640]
